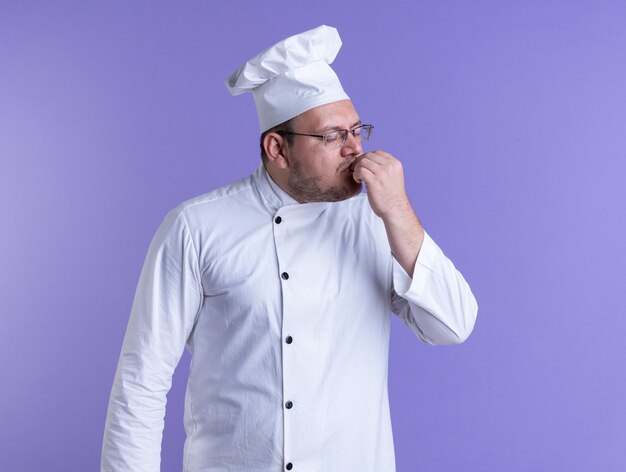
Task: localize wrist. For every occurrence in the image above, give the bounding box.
[379,196,414,223]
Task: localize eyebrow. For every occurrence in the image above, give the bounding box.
[318,119,362,133]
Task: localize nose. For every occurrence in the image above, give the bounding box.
[341,130,362,156]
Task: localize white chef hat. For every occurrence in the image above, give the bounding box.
[226,25,350,133]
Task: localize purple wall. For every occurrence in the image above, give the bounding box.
[2,2,625,470]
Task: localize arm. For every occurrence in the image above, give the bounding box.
[101,208,203,471]
[354,150,477,344]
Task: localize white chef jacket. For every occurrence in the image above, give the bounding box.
[101,163,477,472]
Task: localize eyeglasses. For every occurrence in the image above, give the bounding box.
[276,124,374,147]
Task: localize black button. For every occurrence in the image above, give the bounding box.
[285,336,293,344]
[286,463,293,470]
[281,272,289,280]
[285,401,293,409]
[275,216,282,224]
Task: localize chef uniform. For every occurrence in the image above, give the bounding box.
[101,25,478,472]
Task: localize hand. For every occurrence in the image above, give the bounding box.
[352,150,412,220]
[352,150,425,275]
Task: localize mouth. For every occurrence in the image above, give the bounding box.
[344,156,360,174]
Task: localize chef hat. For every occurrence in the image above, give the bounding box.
[226,25,350,133]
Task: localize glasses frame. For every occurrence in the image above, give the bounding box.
[276,124,374,147]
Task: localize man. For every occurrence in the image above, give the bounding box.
[102,25,477,471]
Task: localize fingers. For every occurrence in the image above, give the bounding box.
[353,157,388,184]
[353,150,399,179]
[359,150,390,166]
[353,164,376,184]
[350,149,409,219]
[364,150,395,161]
[352,150,402,185]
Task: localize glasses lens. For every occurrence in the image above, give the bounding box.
[359,125,372,141]
[323,130,344,146]
[351,125,372,142]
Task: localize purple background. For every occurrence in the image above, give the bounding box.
[2,1,625,471]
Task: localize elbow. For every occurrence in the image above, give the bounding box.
[451,296,478,344]
[432,323,473,346]
[406,291,478,346]
[430,297,478,346]
[450,322,474,344]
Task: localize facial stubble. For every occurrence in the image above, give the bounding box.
[286,157,362,203]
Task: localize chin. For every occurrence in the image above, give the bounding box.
[326,180,362,202]
[287,172,361,203]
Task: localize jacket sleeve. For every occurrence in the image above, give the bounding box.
[101,208,203,471]
[391,231,478,345]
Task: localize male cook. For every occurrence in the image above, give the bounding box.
[102,25,478,472]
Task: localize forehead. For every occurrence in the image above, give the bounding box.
[294,100,360,130]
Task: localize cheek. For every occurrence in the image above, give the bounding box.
[292,145,342,179]
[303,160,325,178]
[319,152,343,172]
[307,157,333,177]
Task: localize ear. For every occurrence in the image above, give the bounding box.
[263,132,290,169]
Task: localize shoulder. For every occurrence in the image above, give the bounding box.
[176,175,255,213]
[166,174,264,224]
[158,173,277,242]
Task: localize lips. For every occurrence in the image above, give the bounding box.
[338,156,360,176]
[347,156,360,173]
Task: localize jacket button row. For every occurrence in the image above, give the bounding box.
[281,272,289,280]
